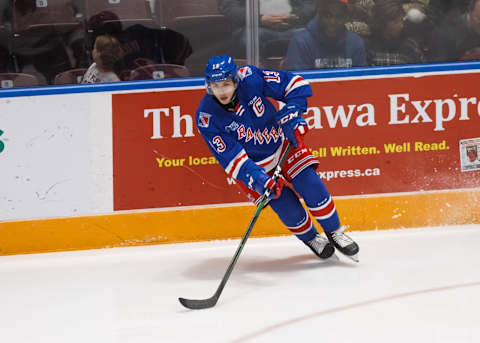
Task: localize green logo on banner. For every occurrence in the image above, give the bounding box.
[0,129,4,153]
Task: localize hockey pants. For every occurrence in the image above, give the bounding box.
[269,166,340,242]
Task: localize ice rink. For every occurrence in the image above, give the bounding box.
[1,225,479,343]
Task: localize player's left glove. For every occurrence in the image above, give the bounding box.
[276,105,308,148]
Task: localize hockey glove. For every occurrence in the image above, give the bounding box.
[247,169,284,199]
[277,105,308,148]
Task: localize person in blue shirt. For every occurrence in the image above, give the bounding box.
[285,0,367,70]
[195,54,359,262]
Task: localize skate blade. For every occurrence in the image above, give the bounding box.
[345,253,359,263]
[327,253,340,262]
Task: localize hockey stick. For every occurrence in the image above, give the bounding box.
[179,143,292,310]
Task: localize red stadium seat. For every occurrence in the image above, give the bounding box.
[12,0,80,34]
[129,63,190,80]
[0,73,40,88]
[84,0,155,31]
[11,0,82,83]
[53,68,88,85]
[156,0,231,76]
[156,0,222,23]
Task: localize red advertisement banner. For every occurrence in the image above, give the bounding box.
[112,72,480,211]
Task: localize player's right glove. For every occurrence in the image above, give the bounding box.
[246,169,284,200]
[276,104,308,148]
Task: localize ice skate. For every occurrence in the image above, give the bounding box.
[324,226,359,262]
[304,234,335,260]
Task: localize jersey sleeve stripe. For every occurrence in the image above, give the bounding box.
[257,155,275,168]
[284,75,309,97]
[225,150,248,179]
[255,143,283,172]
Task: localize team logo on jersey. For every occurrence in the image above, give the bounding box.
[198,112,212,128]
[237,66,252,80]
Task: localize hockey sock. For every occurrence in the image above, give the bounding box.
[291,167,340,233]
[269,185,317,241]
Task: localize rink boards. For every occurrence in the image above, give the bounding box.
[1,62,480,255]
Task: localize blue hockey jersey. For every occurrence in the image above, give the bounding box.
[195,65,312,188]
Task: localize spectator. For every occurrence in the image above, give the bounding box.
[428,0,480,62]
[345,0,429,39]
[219,0,317,58]
[82,34,122,83]
[4,0,88,84]
[402,2,435,59]
[366,0,425,66]
[345,0,375,39]
[426,0,471,25]
[87,11,192,72]
[285,0,366,70]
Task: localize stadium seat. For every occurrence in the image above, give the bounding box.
[156,0,231,76]
[129,63,190,80]
[84,0,155,32]
[11,0,83,83]
[156,0,222,22]
[0,72,40,88]
[12,0,81,35]
[53,68,88,85]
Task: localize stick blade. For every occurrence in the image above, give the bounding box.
[178,296,218,310]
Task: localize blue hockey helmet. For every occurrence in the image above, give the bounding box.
[205,54,237,93]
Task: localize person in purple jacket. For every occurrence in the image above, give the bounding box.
[195,54,360,262]
[285,0,367,70]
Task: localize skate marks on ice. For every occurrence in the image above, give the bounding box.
[228,281,480,343]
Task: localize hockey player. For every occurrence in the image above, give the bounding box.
[195,54,359,261]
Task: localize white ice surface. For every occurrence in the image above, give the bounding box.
[1,225,479,343]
